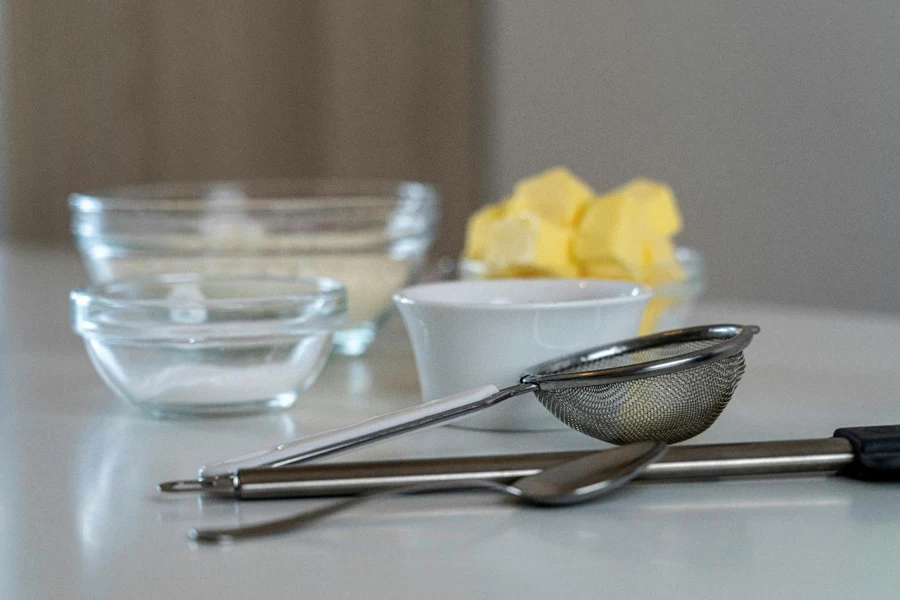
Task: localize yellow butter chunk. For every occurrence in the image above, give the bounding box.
[463,202,507,260]
[639,296,678,335]
[639,236,685,285]
[580,259,641,281]
[483,214,578,277]
[462,168,689,336]
[615,178,682,235]
[573,192,645,267]
[507,167,593,227]
[487,265,571,279]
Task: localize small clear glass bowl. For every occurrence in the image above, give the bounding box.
[458,247,705,334]
[69,179,440,356]
[70,274,346,418]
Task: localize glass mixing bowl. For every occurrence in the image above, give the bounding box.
[69,180,440,356]
[71,274,346,417]
[458,247,705,334]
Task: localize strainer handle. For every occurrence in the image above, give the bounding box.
[199,384,530,478]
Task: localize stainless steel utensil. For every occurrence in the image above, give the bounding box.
[188,441,668,543]
[165,425,900,500]
[161,324,757,490]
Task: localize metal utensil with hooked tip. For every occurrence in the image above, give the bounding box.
[188,441,668,543]
[164,425,900,502]
[161,324,757,490]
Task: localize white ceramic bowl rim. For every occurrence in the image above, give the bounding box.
[394,279,651,311]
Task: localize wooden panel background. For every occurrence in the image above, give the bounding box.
[1,0,480,257]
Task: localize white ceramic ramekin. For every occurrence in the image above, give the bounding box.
[394,279,650,431]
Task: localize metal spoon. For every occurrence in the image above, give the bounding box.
[189,440,668,543]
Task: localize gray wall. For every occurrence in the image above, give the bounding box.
[481,1,900,312]
[0,0,7,234]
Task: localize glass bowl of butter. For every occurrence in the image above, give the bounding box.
[70,274,346,417]
[457,168,705,334]
[69,180,440,356]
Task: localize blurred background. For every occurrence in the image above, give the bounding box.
[0,0,897,312]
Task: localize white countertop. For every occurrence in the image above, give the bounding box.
[3,244,899,599]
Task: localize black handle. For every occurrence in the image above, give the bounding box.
[833,425,900,481]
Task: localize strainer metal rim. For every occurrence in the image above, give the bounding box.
[521,324,759,391]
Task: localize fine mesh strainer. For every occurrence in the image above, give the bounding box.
[525,326,753,444]
[184,324,758,487]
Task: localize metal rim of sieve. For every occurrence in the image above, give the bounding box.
[521,324,759,391]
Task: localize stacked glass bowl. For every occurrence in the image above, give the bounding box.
[69,180,440,416]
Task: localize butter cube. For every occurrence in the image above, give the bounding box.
[462,170,686,290]
[573,192,645,266]
[463,201,507,260]
[641,232,678,264]
[488,265,572,279]
[507,167,593,227]
[616,178,682,235]
[484,214,577,277]
[640,236,684,285]
[639,296,678,335]
[580,259,641,281]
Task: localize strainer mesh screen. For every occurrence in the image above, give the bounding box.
[534,339,746,444]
